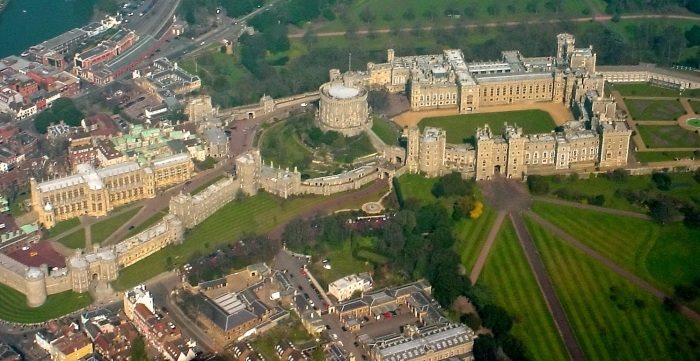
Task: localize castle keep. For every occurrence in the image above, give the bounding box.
[361,33,600,113]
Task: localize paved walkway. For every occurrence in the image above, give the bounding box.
[469,211,506,284]
[510,213,587,361]
[526,211,700,323]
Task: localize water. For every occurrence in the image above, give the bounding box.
[0,0,97,58]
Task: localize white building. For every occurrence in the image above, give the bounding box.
[328,273,373,302]
[124,284,155,321]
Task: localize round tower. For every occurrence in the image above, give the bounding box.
[25,267,47,307]
[318,81,370,137]
[98,250,118,281]
[68,253,90,293]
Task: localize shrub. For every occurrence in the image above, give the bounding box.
[652,172,672,191]
[526,175,550,195]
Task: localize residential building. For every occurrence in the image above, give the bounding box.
[328,273,373,302]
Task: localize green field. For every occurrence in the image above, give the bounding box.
[0,283,92,323]
[317,0,593,32]
[371,117,402,146]
[612,83,685,97]
[394,173,439,206]
[419,110,556,144]
[688,117,700,127]
[90,207,141,245]
[526,218,700,361]
[635,151,696,162]
[454,207,497,272]
[541,172,700,212]
[691,101,700,114]
[57,229,87,249]
[310,237,376,288]
[625,99,686,120]
[46,218,81,238]
[259,120,313,169]
[114,185,386,290]
[479,221,568,361]
[637,124,700,148]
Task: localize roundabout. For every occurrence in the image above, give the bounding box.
[361,202,384,214]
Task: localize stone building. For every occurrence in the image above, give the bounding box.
[359,33,603,113]
[30,154,193,229]
[318,80,371,137]
[170,176,241,228]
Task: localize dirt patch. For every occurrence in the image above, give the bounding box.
[392,102,573,128]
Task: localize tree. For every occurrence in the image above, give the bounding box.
[605,168,628,182]
[526,175,550,195]
[652,172,672,191]
[480,304,513,337]
[473,335,499,361]
[359,6,375,24]
[432,172,474,198]
[685,25,700,47]
[452,196,475,220]
[649,198,681,224]
[131,336,149,361]
[367,90,389,112]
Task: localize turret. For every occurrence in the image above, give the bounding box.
[25,267,47,307]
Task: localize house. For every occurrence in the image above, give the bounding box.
[328,273,373,302]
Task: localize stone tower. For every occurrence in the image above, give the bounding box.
[25,267,47,307]
[598,121,632,168]
[475,125,495,181]
[504,124,525,179]
[556,33,576,62]
[235,150,261,196]
[417,127,446,177]
[387,49,395,63]
[404,127,421,174]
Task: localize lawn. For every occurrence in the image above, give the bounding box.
[526,218,700,361]
[371,117,402,146]
[46,218,81,238]
[114,186,385,290]
[0,283,93,323]
[625,99,686,120]
[394,173,439,206]
[259,120,313,170]
[531,201,700,293]
[542,171,700,212]
[454,207,497,272]
[309,237,375,288]
[191,175,225,195]
[90,207,142,245]
[612,83,685,97]
[635,151,696,162]
[636,124,700,148]
[418,110,556,144]
[331,132,377,163]
[691,100,700,113]
[479,221,568,361]
[57,229,87,249]
[8,189,29,217]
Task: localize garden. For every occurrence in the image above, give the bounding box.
[624,98,686,120]
[418,110,556,144]
[637,124,700,148]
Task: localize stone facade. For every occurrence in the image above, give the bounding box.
[318,80,371,137]
[30,154,193,229]
[170,176,241,228]
[597,64,700,90]
[360,33,603,113]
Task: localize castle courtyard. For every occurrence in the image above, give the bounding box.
[392,101,574,128]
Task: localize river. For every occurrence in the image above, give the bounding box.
[0,0,97,58]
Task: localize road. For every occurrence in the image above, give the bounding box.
[289,14,700,38]
[273,251,364,359]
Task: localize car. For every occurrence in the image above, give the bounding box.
[325,325,331,330]
[168,322,175,329]
[200,41,206,46]
[332,333,338,340]
[298,285,303,290]
[128,225,135,230]
[161,307,169,314]
[300,102,308,107]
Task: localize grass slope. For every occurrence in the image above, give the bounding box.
[479,221,568,361]
[637,124,700,148]
[46,218,81,238]
[541,172,700,212]
[91,207,141,245]
[531,201,700,291]
[419,110,556,144]
[0,283,92,323]
[625,99,686,120]
[394,174,439,206]
[114,186,386,290]
[57,229,87,249]
[371,117,402,146]
[526,218,700,361]
[454,207,496,272]
[260,121,313,169]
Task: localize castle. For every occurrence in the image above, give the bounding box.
[342,33,602,114]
